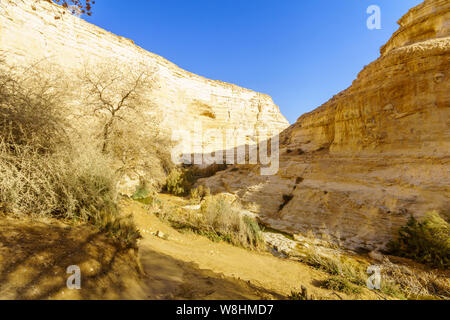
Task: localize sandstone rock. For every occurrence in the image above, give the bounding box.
[183,204,202,211]
[156,231,168,240]
[200,0,450,251]
[263,232,298,256]
[0,0,289,157]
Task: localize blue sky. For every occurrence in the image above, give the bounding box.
[85,0,423,124]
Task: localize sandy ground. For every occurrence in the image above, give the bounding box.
[0,197,383,300]
[128,196,381,300]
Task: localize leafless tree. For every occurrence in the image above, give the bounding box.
[80,59,173,186]
[81,60,157,152]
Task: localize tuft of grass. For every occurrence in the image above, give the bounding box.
[380,280,405,300]
[298,246,449,300]
[155,195,265,250]
[388,211,449,269]
[200,195,265,250]
[288,291,308,300]
[321,276,362,295]
[92,211,141,248]
[299,249,367,286]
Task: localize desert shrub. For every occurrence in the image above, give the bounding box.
[388,212,449,269]
[165,164,227,197]
[91,210,141,248]
[0,60,70,152]
[165,168,195,196]
[132,178,153,200]
[0,60,140,247]
[200,195,265,250]
[298,248,367,286]
[288,290,308,300]
[155,194,264,250]
[298,246,449,299]
[0,141,140,247]
[321,276,362,295]
[381,258,449,299]
[190,185,210,202]
[299,249,407,298]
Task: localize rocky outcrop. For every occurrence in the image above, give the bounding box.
[0,0,289,155]
[200,0,449,251]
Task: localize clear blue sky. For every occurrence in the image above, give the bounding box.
[84,0,423,124]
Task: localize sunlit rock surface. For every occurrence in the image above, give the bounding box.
[0,0,289,155]
[200,0,450,251]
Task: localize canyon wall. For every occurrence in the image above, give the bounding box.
[200,0,450,251]
[0,0,289,157]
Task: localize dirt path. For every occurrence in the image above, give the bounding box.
[128,197,380,300]
[0,198,381,300]
[0,216,144,299]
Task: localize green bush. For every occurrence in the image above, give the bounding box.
[132,179,153,201]
[190,185,210,202]
[388,212,449,269]
[165,168,195,196]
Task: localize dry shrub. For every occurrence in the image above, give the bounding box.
[156,194,265,250]
[298,246,449,299]
[381,259,449,299]
[0,141,140,247]
[0,59,140,247]
[200,195,265,250]
[0,60,70,152]
[165,164,227,197]
[321,276,362,295]
[106,111,173,190]
[299,248,368,286]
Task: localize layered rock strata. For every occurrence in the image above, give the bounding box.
[200,0,450,250]
[0,0,289,156]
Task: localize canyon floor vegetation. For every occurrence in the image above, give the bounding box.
[0,58,172,248]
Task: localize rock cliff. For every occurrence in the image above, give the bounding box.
[0,0,289,155]
[200,0,450,251]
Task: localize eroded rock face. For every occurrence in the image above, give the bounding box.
[0,0,288,155]
[200,0,450,251]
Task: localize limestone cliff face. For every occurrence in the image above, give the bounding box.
[0,0,289,155]
[200,0,450,251]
